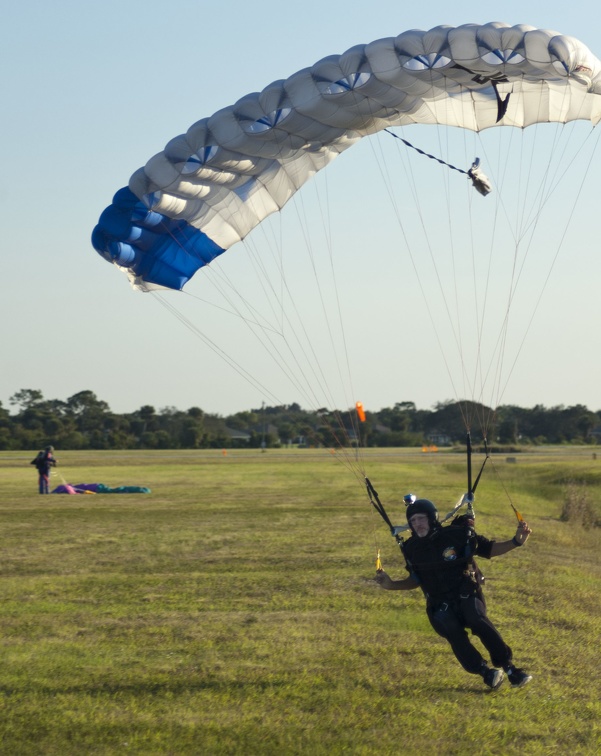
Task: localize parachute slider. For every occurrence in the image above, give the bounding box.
[468,159,492,196]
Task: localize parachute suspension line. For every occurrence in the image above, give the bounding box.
[144,177,347,431]
[142,217,352,428]
[475,117,518,426]
[464,119,601,458]
[151,292,285,406]
[423,111,470,425]
[188,193,355,437]
[399,124,488,421]
[166,261,366,479]
[452,111,525,438]
[427,112,598,445]
[223,171,363,480]
[156,263,365,472]
[461,127,504,437]
[199,262,340,415]
[315,168,368,466]
[439,119,484,433]
[379,123,503,444]
[234,219,291,336]
[451,121,523,436]
[282,187,367,474]
[376,126,520,444]
[370,129,468,409]
[210,167,367,477]
[460,124,601,522]
[413,85,497,437]
[469,123,515,432]
[478,123,601,411]
[489,455,524,523]
[513,87,579,245]
[288,181,365,460]
[182,291,282,333]
[264,86,371,475]
[257,122,371,476]
[467,122,520,429]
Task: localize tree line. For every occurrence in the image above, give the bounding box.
[1,389,599,451]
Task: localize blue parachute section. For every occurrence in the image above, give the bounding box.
[91,188,225,290]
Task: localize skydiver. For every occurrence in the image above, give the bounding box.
[31,445,57,494]
[376,497,533,690]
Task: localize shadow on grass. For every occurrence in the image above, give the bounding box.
[0,677,292,697]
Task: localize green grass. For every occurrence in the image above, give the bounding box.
[1,448,600,754]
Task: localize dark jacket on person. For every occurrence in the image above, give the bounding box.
[31,450,57,476]
[401,520,492,605]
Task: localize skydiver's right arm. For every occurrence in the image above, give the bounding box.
[375,571,420,591]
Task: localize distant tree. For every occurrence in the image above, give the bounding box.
[277,422,296,445]
[0,403,13,450]
[179,417,205,448]
[66,391,110,417]
[10,389,44,410]
[0,427,13,450]
[228,410,259,430]
[134,405,158,434]
[3,388,599,450]
[496,416,519,444]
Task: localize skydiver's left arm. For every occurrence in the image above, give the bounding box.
[489,520,532,557]
[375,571,420,591]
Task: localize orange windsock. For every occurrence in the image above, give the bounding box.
[356,401,366,423]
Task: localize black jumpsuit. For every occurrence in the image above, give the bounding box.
[402,522,513,674]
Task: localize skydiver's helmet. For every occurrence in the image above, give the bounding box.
[405,498,439,532]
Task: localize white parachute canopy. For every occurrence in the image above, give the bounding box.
[93,22,601,292]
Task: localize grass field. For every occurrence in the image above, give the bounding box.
[1,447,600,755]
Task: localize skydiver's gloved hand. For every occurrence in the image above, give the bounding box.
[513,520,532,547]
[461,492,475,506]
[375,571,394,590]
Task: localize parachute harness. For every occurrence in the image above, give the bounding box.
[384,129,492,196]
[369,431,525,572]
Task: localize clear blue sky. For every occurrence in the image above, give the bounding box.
[2,1,600,417]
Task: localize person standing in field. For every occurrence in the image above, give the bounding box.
[31,446,57,494]
[376,497,533,691]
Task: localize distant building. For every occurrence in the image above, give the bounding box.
[224,427,252,443]
[427,431,452,446]
[373,423,391,434]
[590,425,601,442]
[252,423,281,445]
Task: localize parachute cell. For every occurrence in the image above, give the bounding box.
[92,22,601,291]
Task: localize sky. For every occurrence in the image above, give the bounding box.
[2,0,601,418]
